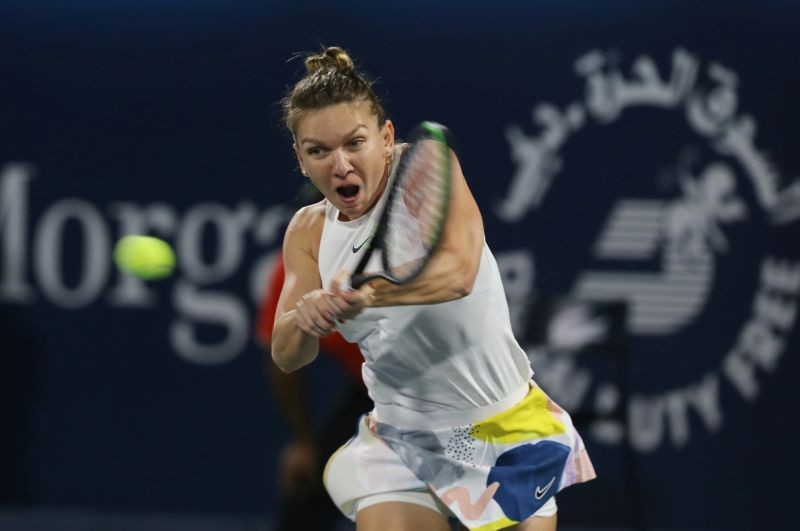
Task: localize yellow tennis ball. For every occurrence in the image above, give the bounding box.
[113,235,176,280]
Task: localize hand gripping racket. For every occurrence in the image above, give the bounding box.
[350,121,453,289]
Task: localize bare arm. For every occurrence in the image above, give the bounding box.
[360,151,484,306]
[271,205,326,373]
[279,152,485,340]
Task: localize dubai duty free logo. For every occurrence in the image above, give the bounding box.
[497,48,800,453]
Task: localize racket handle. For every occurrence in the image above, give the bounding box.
[350,273,368,290]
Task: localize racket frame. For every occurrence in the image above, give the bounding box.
[350,121,452,288]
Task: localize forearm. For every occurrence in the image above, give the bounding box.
[271,310,320,372]
[365,151,485,307]
[370,245,480,306]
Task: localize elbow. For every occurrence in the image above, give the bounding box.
[452,264,478,299]
[270,315,302,373]
[453,283,471,300]
[271,349,296,374]
[447,245,481,300]
[270,334,318,373]
[270,340,305,374]
[452,230,482,299]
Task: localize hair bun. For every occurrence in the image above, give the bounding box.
[305,46,355,75]
[283,45,385,132]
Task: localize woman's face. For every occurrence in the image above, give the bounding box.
[293,100,394,221]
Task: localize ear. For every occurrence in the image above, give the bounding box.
[292,142,308,177]
[382,120,395,151]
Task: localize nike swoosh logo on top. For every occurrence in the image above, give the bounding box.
[352,234,374,253]
[534,476,556,500]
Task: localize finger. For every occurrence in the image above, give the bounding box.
[304,291,337,322]
[338,300,369,320]
[315,324,333,336]
[309,311,335,334]
[313,303,333,323]
[358,283,376,304]
[313,318,333,333]
[318,304,338,324]
[314,291,342,322]
[330,269,352,295]
[338,289,371,305]
[295,315,322,337]
[296,320,321,337]
[328,295,351,316]
[295,307,329,337]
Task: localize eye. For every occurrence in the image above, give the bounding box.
[348,138,366,149]
[307,146,326,156]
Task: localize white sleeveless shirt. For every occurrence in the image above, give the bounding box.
[317,157,532,430]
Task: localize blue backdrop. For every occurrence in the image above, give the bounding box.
[2,1,799,530]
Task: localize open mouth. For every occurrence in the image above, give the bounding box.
[337,185,360,199]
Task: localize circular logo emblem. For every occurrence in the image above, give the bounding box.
[496,48,800,452]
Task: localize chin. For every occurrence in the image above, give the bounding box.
[337,204,362,221]
[347,210,366,221]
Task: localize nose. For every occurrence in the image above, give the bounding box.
[331,149,354,179]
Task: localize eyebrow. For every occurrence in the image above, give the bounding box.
[299,124,368,146]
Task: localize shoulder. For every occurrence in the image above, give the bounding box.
[287,199,326,232]
[284,199,327,259]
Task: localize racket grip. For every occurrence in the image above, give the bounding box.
[350,273,367,290]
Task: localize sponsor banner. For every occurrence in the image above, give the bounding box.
[2,3,799,528]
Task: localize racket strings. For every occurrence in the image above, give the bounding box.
[383,139,450,279]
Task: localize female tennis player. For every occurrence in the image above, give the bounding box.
[271,46,595,531]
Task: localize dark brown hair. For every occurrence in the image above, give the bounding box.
[282,46,386,134]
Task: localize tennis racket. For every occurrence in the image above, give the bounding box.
[350,121,453,289]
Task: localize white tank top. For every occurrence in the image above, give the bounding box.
[317,155,532,430]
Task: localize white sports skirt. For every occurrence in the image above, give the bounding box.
[324,382,596,530]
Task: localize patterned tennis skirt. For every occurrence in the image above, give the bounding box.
[324,382,596,530]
